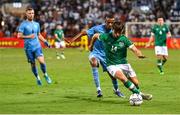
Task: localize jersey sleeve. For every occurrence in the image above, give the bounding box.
[151,25,155,34]
[37,23,40,34]
[124,36,133,48]
[165,24,170,33]
[99,33,108,42]
[86,27,96,38]
[18,23,25,33]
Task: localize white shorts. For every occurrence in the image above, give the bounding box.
[55,41,66,48]
[107,64,136,78]
[155,46,168,56]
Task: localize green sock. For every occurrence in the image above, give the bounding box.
[135,84,139,89]
[162,59,167,66]
[56,52,59,56]
[157,59,163,72]
[124,80,140,94]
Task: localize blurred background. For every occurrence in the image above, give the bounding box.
[0,0,180,48]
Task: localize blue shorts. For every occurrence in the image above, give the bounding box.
[89,52,107,71]
[25,47,44,63]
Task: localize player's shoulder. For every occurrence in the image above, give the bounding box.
[99,32,110,39]
[33,21,40,25]
[92,24,105,29]
[152,24,158,28]
[120,34,128,39]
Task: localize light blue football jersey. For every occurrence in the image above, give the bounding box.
[18,20,41,51]
[86,24,111,56]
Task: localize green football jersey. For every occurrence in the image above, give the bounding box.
[151,24,170,46]
[54,29,64,42]
[99,33,133,66]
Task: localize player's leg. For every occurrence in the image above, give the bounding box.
[125,64,152,100]
[55,42,60,59]
[107,65,140,94]
[107,72,125,97]
[89,53,102,97]
[25,50,42,85]
[155,46,164,74]
[60,41,66,59]
[36,48,52,84]
[98,55,124,97]
[162,46,168,66]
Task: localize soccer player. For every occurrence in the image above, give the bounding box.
[145,17,174,75]
[71,15,124,98]
[17,7,52,86]
[89,21,152,100]
[54,24,66,59]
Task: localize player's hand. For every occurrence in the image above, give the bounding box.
[138,55,146,59]
[64,39,71,44]
[44,41,51,48]
[145,43,150,48]
[89,45,93,51]
[29,34,35,39]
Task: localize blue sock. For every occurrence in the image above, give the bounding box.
[112,79,118,90]
[92,67,100,90]
[31,66,38,78]
[40,63,47,74]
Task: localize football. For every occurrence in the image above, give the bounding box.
[129,94,143,106]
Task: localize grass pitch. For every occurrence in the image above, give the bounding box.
[0,48,180,114]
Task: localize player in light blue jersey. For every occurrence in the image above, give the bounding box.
[71,15,124,98]
[17,7,52,86]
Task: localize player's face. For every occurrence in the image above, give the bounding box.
[157,18,164,26]
[57,25,62,30]
[112,30,121,38]
[105,18,114,29]
[26,10,34,21]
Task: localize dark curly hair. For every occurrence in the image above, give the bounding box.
[112,20,125,35]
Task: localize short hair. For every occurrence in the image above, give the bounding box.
[105,13,114,19]
[112,20,125,34]
[156,15,165,21]
[26,7,34,12]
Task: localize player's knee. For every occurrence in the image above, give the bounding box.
[114,71,127,82]
[31,62,36,67]
[90,58,98,67]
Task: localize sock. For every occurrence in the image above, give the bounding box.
[31,66,40,80]
[135,84,139,89]
[112,79,118,91]
[124,80,140,94]
[92,67,101,91]
[162,59,167,66]
[157,59,163,72]
[40,63,47,74]
[56,52,59,56]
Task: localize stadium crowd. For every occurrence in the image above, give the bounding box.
[0,0,180,38]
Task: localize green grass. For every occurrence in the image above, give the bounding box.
[0,48,180,114]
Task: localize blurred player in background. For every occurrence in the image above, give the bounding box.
[54,25,66,59]
[89,21,152,100]
[71,15,124,98]
[146,17,174,75]
[17,7,52,86]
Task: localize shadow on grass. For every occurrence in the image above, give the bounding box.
[64,95,127,105]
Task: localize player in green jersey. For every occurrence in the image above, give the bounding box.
[89,21,152,100]
[146,17,173,75]
[54,25,66,59]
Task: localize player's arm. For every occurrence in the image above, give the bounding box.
[145,32,154,48]
[17,32,35,39]
[71,29,87,42]
[129,45,146,59]
[89,33,100,51]
[38,33,51,48]
[167,31,177,44]
[54,33,61,42]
